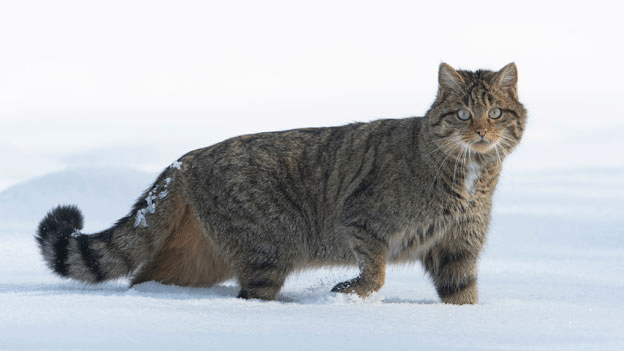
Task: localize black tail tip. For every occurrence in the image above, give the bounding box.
[36,205,84,243]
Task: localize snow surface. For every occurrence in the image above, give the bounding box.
[1,167,623,350]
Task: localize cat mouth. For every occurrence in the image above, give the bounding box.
[470,139,493,152]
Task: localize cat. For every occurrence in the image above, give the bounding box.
[36,63,526,304]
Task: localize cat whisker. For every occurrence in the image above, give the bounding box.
[452,144,469,185]
[498,135,516,150]
[432,148,456,186]
[427,136,461,155]
[487,135,515,167]
[493,143,504,167]
[430,136,464,187]
[424,135,460,163]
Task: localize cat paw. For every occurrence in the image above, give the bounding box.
[331,279,358,293]
[437,277,478,305]
[331,277,382,297]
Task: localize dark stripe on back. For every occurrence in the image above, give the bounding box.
[76,234,106,282]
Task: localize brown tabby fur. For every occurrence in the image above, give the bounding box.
[36,63,526,304]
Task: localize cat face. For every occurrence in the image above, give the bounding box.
[427,63,527,159]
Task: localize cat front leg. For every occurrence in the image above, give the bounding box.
[421,227,485,305]
[331,226,388,297]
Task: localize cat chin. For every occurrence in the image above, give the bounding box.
[469,140,493,153]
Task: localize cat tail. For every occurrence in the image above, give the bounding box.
[35,161,191,284]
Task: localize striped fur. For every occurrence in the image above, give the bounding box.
[36,63,526,303]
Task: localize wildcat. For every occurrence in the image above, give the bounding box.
[36,63,526,304]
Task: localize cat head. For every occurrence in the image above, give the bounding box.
[426,63,527,158]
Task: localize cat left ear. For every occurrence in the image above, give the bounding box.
[438,63,465,99]
[494,63,518,98]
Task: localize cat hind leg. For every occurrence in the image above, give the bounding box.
[236,259,292,300]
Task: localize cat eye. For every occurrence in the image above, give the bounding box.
[457,109,471,121]
[488,108,502,119]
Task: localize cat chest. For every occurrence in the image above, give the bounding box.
[464,161,481,194]
[386,218,449,263]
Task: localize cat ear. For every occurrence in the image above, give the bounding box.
[438,63,465,97]
[494,63,518,98]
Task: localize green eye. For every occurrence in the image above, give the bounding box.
[488,107,502,119]
[457,109,471,121]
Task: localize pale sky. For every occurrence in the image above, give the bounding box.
[1,0,623,190]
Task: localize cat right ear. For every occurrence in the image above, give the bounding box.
[494,63,519,99]
[438,63,465,99]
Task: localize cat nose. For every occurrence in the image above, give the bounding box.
[476,129,487,137]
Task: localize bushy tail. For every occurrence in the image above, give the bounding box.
[36,164,190,283]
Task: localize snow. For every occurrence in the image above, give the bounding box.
[134,189,157,228]
[133,175,174,228]
[1,166,623,350]
[170,161,183,170]
[133,209,148,228]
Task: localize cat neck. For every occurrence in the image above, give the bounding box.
[417,128,502,198]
